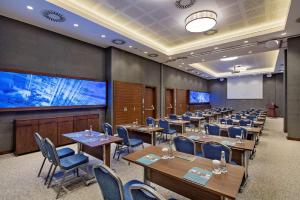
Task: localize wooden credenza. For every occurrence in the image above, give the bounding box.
[15,114,100,155]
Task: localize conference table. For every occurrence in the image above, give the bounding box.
[184,132,255,179]
[190,116,206,129]
[121,124,164,145]
[155,118,190,134]
[123,146,245,200]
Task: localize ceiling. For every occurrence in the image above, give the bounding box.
[0,0,298,79]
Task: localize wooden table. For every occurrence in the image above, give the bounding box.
[155,118,190,134]
[123,146,245,200]
[64,131,122,167]
[184,133,254,178]
[121,124,163,145]
[190,116,205,129]
[231,119,264,127]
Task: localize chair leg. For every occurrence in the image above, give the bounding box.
[44,164,53,185]
[113,145,118,159]
[47,165,57,188]
[142,143,144,149]
[56,171,66,199]
[76,168,79,177]
[38,157,46,177]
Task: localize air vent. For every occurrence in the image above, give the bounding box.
[111,39,126,45]
[41,10,65,22]
[175,0,195,9]
[148,53,158,57]
[164,56,188,63]
[204,29,218,36]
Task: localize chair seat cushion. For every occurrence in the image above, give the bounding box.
[167,129,176,135]
[60,154,89,170]
[129,139,143,147]
[57,147,75,158]
[123,179,144,200]
[196,152,203,157]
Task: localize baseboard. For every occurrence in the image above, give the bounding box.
[0,150,13,155]
[287,136,300,141]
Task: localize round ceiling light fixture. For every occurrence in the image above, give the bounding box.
[41,10,66,23]
[111,39,126,45]
[185,10,217,33]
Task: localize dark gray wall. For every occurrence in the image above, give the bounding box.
[208,74,284,117]
[287,37,300,139]
[0,16,106,152]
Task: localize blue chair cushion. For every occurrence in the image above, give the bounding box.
[129,139,143,147]
[57,147,75,159]
[124,179,144,200]
[167,129,176,135]
[60,154,89,170]
[196,152,203,157]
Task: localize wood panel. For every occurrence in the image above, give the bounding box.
[176,89,188,115]
[57,116,74,146]
[38,118,58,146]
[15,119,39,155]
[189,104,211,112]
[144,86,156,122]
[88,114,100,131]
[114,81,143,127]
[74,115,89,132]
[165,88,174,117]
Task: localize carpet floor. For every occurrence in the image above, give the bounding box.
[1,118,300,200]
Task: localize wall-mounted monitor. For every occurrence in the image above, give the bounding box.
[189,91,210,104]
[0,71,106,111]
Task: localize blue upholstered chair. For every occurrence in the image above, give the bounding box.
[146,117,155,126]
[201,141,234,164]
[184,111,193,117]
[159,119,176,141]
[44,138,89,199]
[114,126,144,160]
[204,124,220,136]
[182,115,196,131]
[93,164,144,200]
[219,118,226,124]
[102,123,113,136]
[173,136,202,157]
[130,184,177,200]
[247,115,257,121]
[235,114,242,120]
[228,126,247,139]
[225,119,233,125]
[195,111,203,117]
[239,119,252,127]
[169,114,178,120]
[33,133,75,179]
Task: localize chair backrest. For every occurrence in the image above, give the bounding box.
[44,138,60,166]
[146,117,155,126]
[94,164,124,200]
[247,115,256,121]
[195,111,203,117]
[204,124,220,136]
[235,114,241,120]
[117,126,130,146]
[184,112,193,117]
[102,123,113,136]
[239,119,252,127]
[182,115,190,121]
[201,142,232,163]
[33,132,48,158]
[228,126,247,139]
[158,119,170,133]
[219,118,226,124]
[129,184,167,200]
[226,119,233,125]
[173,136,196,155]
[169,114,178,120]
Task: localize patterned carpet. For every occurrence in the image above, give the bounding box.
[1,118,300,200]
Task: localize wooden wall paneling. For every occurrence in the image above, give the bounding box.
[15,119,39,155]
[165,88,174,117]
[74,115,88,131]
[189,104,211,112]
[57,116,74,146]
[143,86,156,123]
[176,89,188,115]
[88,114,100,131]
[38,118,58,145]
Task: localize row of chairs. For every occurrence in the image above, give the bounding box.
[204,124,248,139]
[220,118,253,126]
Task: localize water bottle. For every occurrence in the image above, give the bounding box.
[240,130,244,143]
[220,151,227,174]
[168,137,174,159]
[104,127,108,139]
[89,125,93,136]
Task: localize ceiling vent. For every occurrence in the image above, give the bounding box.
[175,0,195,9]
[111,39,126,45]
[265,40,279,48]
[148,53,158,57]
[41,10,66,22]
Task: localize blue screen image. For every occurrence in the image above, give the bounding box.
[189,91,210,104]
[0,71,106,108]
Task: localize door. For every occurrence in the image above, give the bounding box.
[165,88,174,117]
[176,89,188,115]
[144,86,156,122]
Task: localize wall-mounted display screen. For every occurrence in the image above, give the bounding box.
[0,71,106,110]
[189,91,210,104]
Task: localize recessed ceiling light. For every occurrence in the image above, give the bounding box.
[148,53,158,57]
[222,55,227,58]
[27,6,34,10]
[112,39,126,45]
[281,32,287,36]
[248,51,253,54]
[244,40,249,43]
[129,46,133,48]
[73,23,79,27]
[220,56,238,61]
[144,51,148,54]
[190,52,194,55]
[185,10,217,32]
[101,34,106,38]
[214,47,219,50]
[182,62,184,65]
[202,59,205,62]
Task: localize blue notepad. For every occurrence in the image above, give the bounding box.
[183,167,212,186]
[136,154,161,165]
[188,135,200,140]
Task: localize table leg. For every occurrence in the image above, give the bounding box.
[144,168,151,185]
[77,143,82,153]
[103,144,111,167]
[182,124,185,134]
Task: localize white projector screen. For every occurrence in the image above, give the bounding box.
[227,75,263,99]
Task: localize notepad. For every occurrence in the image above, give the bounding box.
[220,140,236,146]
[136,154,161,165]
[188,135,200,140]
[183,167,212,186]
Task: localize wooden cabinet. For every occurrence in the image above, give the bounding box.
[15,114,100,155]
[15,120,39,155]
